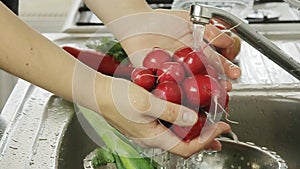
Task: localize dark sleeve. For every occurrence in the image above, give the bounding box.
[1,0,19,15]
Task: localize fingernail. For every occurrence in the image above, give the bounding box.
[183,112,197,124]
[229,66,241,79]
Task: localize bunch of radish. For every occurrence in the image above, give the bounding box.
[131,47,229,142]
[62,42,229,142]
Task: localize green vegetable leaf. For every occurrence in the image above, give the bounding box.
[78,105,157,169]
[86,37,128,63]
[92,147,115,167]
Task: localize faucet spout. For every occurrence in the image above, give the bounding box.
[190,4,300,80]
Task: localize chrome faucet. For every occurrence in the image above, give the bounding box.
[190,4,300,80]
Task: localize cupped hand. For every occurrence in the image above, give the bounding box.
[94,76,231,158]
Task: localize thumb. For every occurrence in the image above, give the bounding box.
[148,94,198,126]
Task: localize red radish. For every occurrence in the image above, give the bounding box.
[63,46,81,57]
[131,68,156,91]
[97,54,133,77]
[152,81,183,104]
[183,51,206,75]
[172,113,207,142]
[156,62,185,83]
[64,46,105,70]
[204,65,219,80]
[209,19,217,25]
[143,47,172,72]
[213,23,227,30]
[62,46,133,77]
[209,19,227,31]
[182,75,222,107]
[173,46,193,62]
[204,90,229,113]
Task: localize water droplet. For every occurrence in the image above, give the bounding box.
[196,152,203,162]
[9,145,18,150]
[29,160,34,165]
[261,147,268,151]
[39,138,47,141]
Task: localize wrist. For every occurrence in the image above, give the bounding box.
[84,0,152,24]
[94,74,114,115]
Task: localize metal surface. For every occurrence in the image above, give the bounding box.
[189,4,300,80]
[235,40,300,84]
[285,0,300,10]
[228,84,300,169]
[171,138,288,169]
[83,137,288,169]
[57,84,300,169]
[190,4,211,24]
[0,80,75,168]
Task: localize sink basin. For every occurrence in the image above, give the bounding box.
[0,80,299,169]
[227,84,300,169]
[56,84,300,169]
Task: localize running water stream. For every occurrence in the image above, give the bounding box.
[176,23,240,169]
[192,24,206,52]
[177,23,207,169]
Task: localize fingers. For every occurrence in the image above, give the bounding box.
[202,44,241,80]
[109,77,198,126]
[204,24,234,48]
[187,16,241,78]
[205,21,242,61]
[204,139,222,151]
[219,79,233,91]
[134,121,230,158]
[218,36,241,61]
[168,122,231,158]
[148,94,198,126]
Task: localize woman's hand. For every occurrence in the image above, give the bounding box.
[92,74,231,158]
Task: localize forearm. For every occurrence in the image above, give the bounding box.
[0,3,106,111]
[83,0,152,24]
[0,3,74,99]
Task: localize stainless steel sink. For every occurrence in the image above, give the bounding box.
[1,80,299,169]
[228,84,300,169]
[0,33,300,169]
[58,84,300,169]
